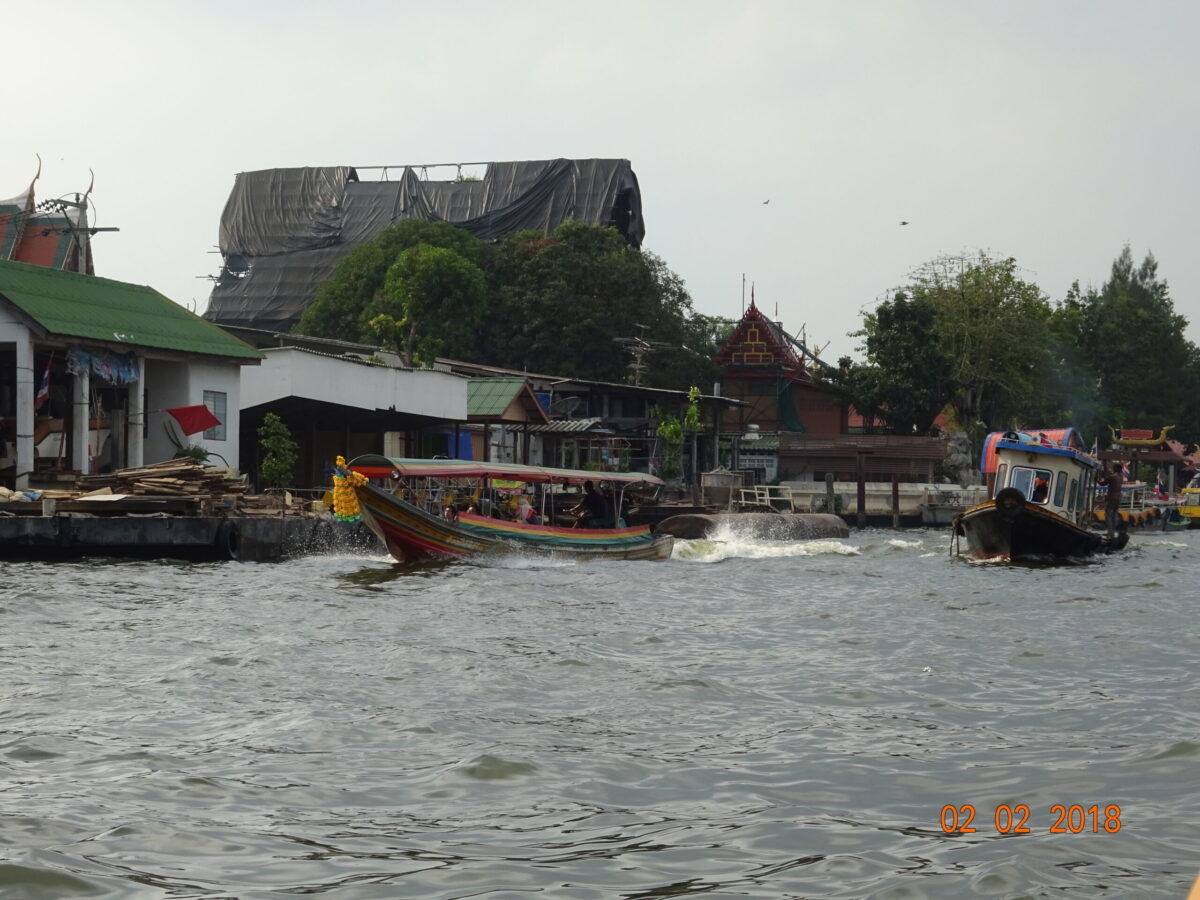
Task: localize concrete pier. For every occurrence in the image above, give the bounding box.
[0,515,379,562]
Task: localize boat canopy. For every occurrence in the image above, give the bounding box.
[347,455,665,487]
[979,428,1088,473]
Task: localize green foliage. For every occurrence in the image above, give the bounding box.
[1052,246,1200,442]
[914,253,1053,441]
[836,244,1200,450]
[257,412,298,490]
[164,422,228,466]
[654,408,684,479]
[653,388,702,480]
[296,219,707,391]
[372,244,488,365]
[486,223,703,384]
[828,254,1050,442]
[684,385,703,432]
[366,314,404,356]
[824,290,951,434]
[294,220,492,344]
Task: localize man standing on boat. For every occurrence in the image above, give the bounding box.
[1101,462,1124,538]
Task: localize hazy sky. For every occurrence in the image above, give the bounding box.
[5,0,1198,361]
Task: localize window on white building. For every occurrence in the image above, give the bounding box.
[203,390,227,441]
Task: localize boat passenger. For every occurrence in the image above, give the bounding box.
[443,505,459,523]
[569,480,610,528]
[514,495,539,524]
[465,504,478,516]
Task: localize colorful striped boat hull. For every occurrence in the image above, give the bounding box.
[353,481,674,562]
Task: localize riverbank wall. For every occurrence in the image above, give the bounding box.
[0,514,378,562]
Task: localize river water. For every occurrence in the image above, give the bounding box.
[2,525,1197,899]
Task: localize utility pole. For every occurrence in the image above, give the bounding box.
[50,174,118,273]
[51,195,99,274]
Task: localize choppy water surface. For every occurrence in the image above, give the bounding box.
[2,526,1198,899]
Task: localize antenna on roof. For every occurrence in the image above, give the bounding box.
[614,324,676,386]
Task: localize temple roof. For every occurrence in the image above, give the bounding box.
[715,300,807,375]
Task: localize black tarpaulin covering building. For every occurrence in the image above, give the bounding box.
[204,159,645,332]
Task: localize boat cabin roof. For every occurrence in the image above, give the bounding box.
[348,455,665,487]
[980,428,1094,473]
[991,438,1101,472]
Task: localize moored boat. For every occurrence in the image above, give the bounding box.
[346,456,674,562]
[952,429,1127,560]
[1178,473,1200,528]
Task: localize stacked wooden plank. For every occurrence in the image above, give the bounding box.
[236,493,298,515]
[77,458,247,501]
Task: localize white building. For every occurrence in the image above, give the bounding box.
[0,259,261,488]
[224,328,468,489]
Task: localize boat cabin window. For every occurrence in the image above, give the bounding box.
[1010,466,1053,503]
[1053,472,1067,507]
[1068,478,1078,512]
[994,464,1007,498]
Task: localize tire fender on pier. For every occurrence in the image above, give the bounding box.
[217,520,241,561]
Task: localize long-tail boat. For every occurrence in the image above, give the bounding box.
[952,429,1128,560]
[346,455,674,562]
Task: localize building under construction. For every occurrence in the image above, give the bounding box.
[203,159,645,333]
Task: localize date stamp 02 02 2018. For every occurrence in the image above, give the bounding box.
[939,804,1122,835]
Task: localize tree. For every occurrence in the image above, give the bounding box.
[653,386,703,480]
[369,244,488,365]
[1022,283,1105,435]
[825,291,951,434]
[1058,245,1200,441]
[295,220,492,343]
[910,252,1053,441]
[257,412,298,491]
[487,223,700,384]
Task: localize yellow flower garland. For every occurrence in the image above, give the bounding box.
[332,455,366,522]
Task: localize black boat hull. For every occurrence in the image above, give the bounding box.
[954,501,1126,560]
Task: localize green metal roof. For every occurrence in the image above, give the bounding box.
[468,377,529,417]
[0,259,261,361]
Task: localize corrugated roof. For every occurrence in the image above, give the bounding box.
[467,377,528,417]
[0,258,261,360]
[526,417,608,434]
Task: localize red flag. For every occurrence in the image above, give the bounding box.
[166,404,222,436]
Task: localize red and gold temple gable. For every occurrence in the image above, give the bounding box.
[715,302,805,374]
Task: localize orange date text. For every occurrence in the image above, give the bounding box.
[939,803,1122,834]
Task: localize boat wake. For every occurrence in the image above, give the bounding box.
[672,520,858,562]
[468,552,579,569]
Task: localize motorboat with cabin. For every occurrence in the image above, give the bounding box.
[952,429,1128,560]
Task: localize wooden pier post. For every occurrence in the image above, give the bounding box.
[825,472,835,516]
[892,474,900,529]
[856,453,866,530]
